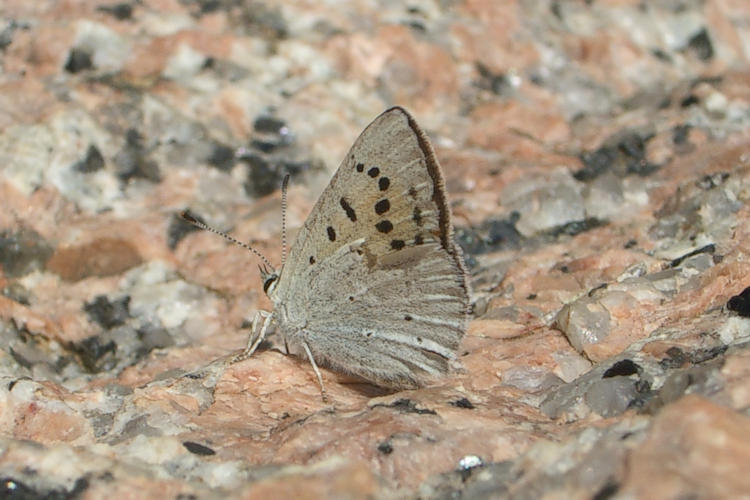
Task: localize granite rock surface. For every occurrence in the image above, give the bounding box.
[1,1,750,498]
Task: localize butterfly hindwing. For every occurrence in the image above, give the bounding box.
[296,239,467,388]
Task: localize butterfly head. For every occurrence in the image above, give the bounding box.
[259,264,279,296]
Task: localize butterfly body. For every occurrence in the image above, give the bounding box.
[257,107,469,390]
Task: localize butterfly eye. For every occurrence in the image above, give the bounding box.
[263,274,278,294]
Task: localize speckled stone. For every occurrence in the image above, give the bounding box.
[1,0,750,497]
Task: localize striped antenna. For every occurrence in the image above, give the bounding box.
[180,210,274,270]
[280,174,290,266]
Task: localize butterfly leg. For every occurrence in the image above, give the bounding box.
[233,310,272,363]
[301,340,328,402]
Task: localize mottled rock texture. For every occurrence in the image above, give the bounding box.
[1,0,750,498]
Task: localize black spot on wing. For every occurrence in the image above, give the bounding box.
[413,206,423,226]
[391,239,405,250]
[375,220,393,233]
[374,199,390,215]
[356,162,364,172]
[368,167,380,178]
[340,197,357,222]
[327,226,336,241]
[309,256,315,264]
[379,177,390,191]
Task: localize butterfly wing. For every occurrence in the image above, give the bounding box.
[271,107,469,388]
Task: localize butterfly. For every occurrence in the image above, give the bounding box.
[185,107,470,397]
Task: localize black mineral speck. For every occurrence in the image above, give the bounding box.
[588,283,608,297]
[546,218,606,239]
[240,152,308,198]
[475,62,512,96]
[207,142,235,171]
[672,124,691,146]
[0,228,53,278]
[73,144,105,173]
[253,116,287,134]
[0,476,89,500]
[239,3,288,39]
[455,213,522,267]
[404,20,425,32]
[689,345,727,363]
[0,21,30,52]
[450,397,475,409]
[681,94,700,107]
[242,153,278,197]
[659,346,687,369]
[250,138,277,153]
[246,114,293,153]
[686,28,714,60]
[576,147,616,181]
[602,359,640,378]
[0,29,12,52]
[183,441,216,456]
[64,48,93,73]
[696,172,729,190]
[194,0,221,14]
[114,129,161,183]
[84,295,131,329]
[377,441,393,454]
[2,283,30,305]
[372,398,437,415]
[487,216,522,246]
[592,479,620,500]
[97,3,134,20]
[72,335,117,372]
[669,244,715,268]
[728,286,750,317]
[575,131,658,181]
[651,48,671,62]
[618,132,657,176]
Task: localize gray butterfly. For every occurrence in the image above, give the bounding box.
[186,107,469,395]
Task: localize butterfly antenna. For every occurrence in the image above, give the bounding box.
[180,210,274,270]
[280,174,290,267]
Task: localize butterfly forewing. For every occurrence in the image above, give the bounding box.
[270,107,469,388]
